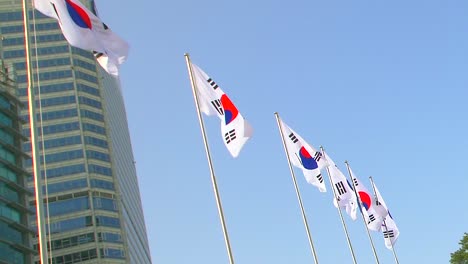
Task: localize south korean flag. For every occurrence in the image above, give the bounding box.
[279,119,328,192]
[191,62,253,157]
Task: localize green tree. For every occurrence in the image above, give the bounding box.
[451,233,468,264]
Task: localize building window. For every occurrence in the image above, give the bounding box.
[40,122,80,135]
[84,136,108,149]
[0,242,24,264]
[44,178,88,194]
[0,202,20,222]
[48,196,90,217]
[100,248,125,259]
[90,179,114,190]
[77,83,100,96]
[46,215,93,234]
[86,150,110,162]
[88,164,112,176]
[44,150,84,164]
[78,96,102,109]
[95,215,120,228]
[93,197,118,212]
[39,108,78,121]
[40,164,86,179]
[98,232,122,243]
[82,123,106,135]
[0,182,20,202]
[75,71,98,83]
[80,109,104,121]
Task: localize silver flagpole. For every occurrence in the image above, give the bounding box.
[320,147,358,264]
[22,0,48,263]
[368,176,400,264]
[184,53,235,264]
[274,112,319,264]
[344,161,380,264]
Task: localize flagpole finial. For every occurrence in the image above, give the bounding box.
[184,53,190,57]
[345,160,349,164]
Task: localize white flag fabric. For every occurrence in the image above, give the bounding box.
[278,119,328,192]
[191,63,252,158]
[381,213,399,249]
[33,0,129,75]
[323,153,357,220]
[348,167,388,231]
[372,182,400,249]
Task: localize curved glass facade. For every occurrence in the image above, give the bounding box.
[0,1,152,263]
[0,60,34,263]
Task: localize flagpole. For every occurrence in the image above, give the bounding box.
[274,112,319,264]
[368,176,400,264]
[345,161,380,264]
[320,147,358,264]
[184,53,235,264]
[22,0,48,263]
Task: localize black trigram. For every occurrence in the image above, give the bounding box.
[314,151,323,162]
[353,178,359,186]
[335,181,347,196]
[383,230,395,238]
[93,51,104,59]
[367,214,376,224]
[224,129,236,144]
[316,173,324,183]
[288,133,298,143]
[376,200,382,206]
[211,99,224,115]
[206,78,219,90]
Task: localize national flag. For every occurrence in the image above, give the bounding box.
[323,152,357,220]
[190,63,252,158]
[372,181,400,249]
[279,120,328,192]
[33,0,129,75]
[348,167,388,231]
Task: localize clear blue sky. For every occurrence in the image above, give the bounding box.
[98,0,467,263]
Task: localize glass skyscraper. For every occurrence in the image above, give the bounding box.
[0,60,34,264]
[0,0,152,263]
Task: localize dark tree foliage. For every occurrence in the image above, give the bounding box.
[451,233,468,264]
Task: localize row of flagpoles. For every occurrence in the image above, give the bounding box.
[184,53,400,264]
[19,0,398,262]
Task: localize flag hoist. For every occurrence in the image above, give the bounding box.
[185,53,253,264]
[321,148,358,264]
[369,176,400,264]
[274,113,328,264]
[345,161,385,264]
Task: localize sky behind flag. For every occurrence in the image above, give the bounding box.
[95,0,467,263]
